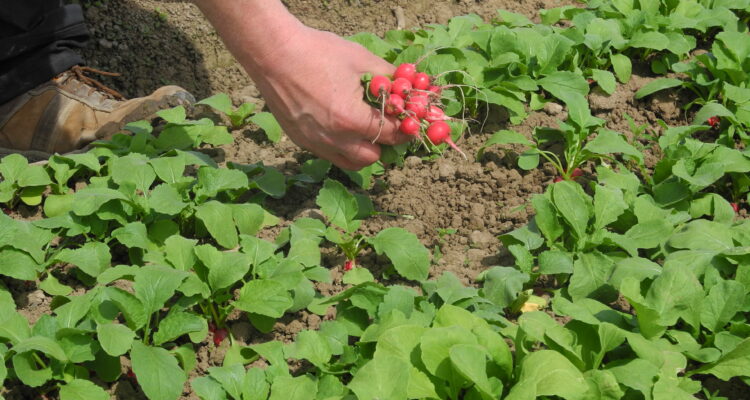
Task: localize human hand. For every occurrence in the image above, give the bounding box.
[247,26,411,170]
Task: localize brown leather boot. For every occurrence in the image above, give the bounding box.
[0,66,194,161]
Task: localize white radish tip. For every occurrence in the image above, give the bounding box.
[447,139,467,159]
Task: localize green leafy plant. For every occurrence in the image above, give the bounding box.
[0,154,52,207]
[197,93,282,142]
[315,179,373,272]
[478,114,642,181]
[313,178,432,282]
[636,31,750,146]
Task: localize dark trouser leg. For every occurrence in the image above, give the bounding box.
[0,0,89,104]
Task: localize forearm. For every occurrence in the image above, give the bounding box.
[193,0,405,169]
[192,0,305,76]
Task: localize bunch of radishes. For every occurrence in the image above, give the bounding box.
[367,63,465,157]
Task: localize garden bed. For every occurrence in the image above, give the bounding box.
[2,0,750,399]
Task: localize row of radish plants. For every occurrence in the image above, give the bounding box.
[2,0,750,399]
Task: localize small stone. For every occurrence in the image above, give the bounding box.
[506,168,522,182]
[402,220,426,237]
[466,249,487,264]
[543,102,564,116]
[468,216,485,229]
[437,162,456,180]
[469,230,496,249]
[99,39,114,49]
[468,203,486,229]
[283,320,304,335]
[26,290,46,307]
[388,170,406,187]
[470,203,486,216]
[457,163,482,179]
[450,214,462,228]
[589,91,616,111]
[234,84,261,104]
[306,313,321,330]
[404,156,422,168]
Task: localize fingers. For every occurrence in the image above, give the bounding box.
[329,139,382,171]
[292,126,382,171]
[369,62,396,78]
[349,41,395,77]
[356,98,413,146]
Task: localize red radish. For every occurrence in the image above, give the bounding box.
[427,85,442,97]
[708,116,720,128]
[369,75,391,98]
[344,260,354,271]
[385,94,405,116]
[553,177,564,183]
[731,203,739,213]
[426,121,451,144]
[127,368,138,384]
[394,63,417,82]
[412,72,431,90]
[426,121,464,157]
[391,77,412,97]
[425,105,448,123]
[208,322,216,333]
[570,168,584,178]
[399,117,421,136]
[405,94,430,119]
[213,328,228,346]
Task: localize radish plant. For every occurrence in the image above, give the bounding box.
[478,114,642,181]
[196,93,282,142]
[315,178,431,281]
[0,154,53,207]
[636,31,750,147]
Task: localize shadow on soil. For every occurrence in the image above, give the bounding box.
[76,0,215,100]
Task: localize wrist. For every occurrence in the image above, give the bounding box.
[194,0,305,74]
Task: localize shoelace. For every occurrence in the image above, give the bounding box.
[70,65,126,100]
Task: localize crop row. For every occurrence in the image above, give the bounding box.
[1,0,750,399]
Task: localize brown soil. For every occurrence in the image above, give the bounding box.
[6,0,734,399]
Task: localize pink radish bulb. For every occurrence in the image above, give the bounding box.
[368,75,391,98]
[426,121,464,156]
[391,77,412,97]
[385,94,405,116]
[394,63,417,82]
[412,72,431,90]
[213,328,228,346]
[399,117,421,136]
[405,94,429,119]
[427,85,442,98]
[426,121,451,145]
[425,105,447,123]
